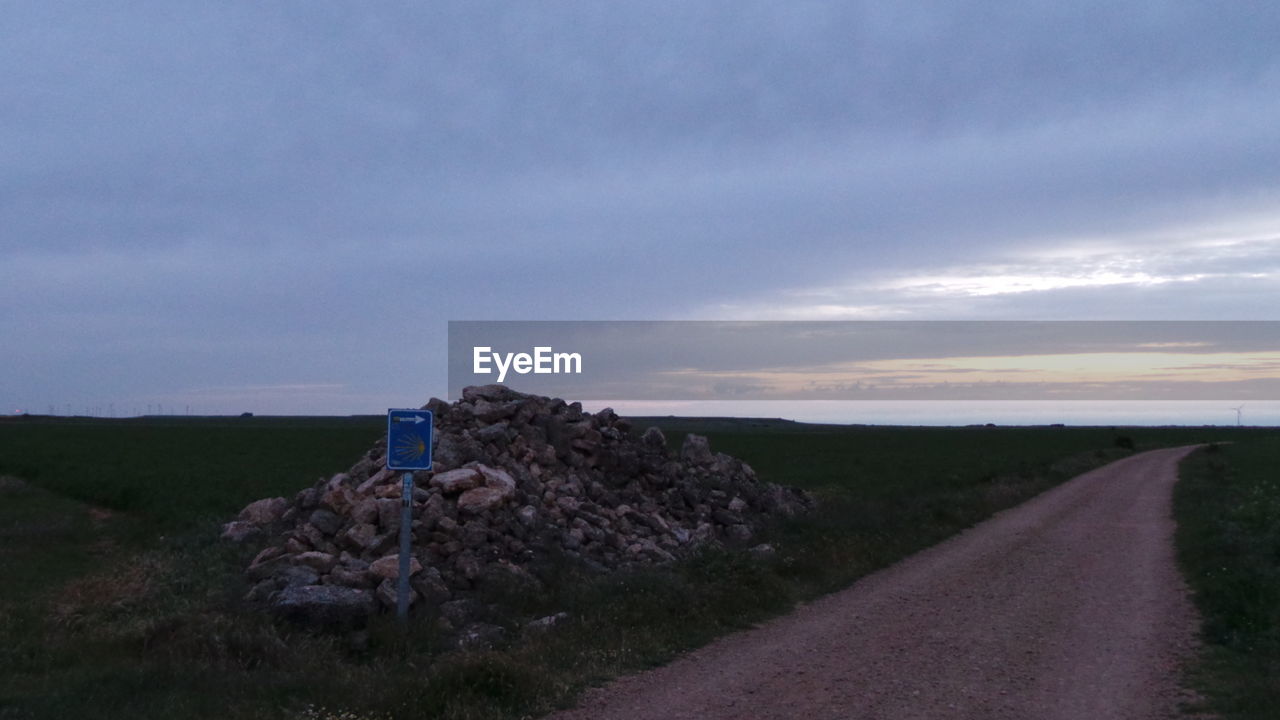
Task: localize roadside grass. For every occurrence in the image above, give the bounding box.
[0,416,1258,719]
[1176,437,1280,719]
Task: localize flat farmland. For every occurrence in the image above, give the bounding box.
[1,415,1271,719]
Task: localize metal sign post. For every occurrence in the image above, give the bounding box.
[386,409,433,625]
[397,472,414,622]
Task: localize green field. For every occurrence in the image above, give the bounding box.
[0,415,1272,719]
[0,415,385,534]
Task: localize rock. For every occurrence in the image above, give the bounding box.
[295,551,337,572]
[297,522,326,549]
[565,402,583,421]
[375,578,418,609]
[355,466,393,494]
[376,498,400,532]
[748,543,777,559]
[457,486,508,513]
[536,444,558,466]
[369,554,423,581]
[726,523,753,544]
[476,464,516,497]
[456,622,506,650]
[250,546,284,567]
[238,497,288,525]
[295,487,320,510]
[544,417,572,458]
[712,508,742,526]
[277,565,321,588]
[309,508,343,536]
[524,612,569,633]
[680,434,715,465]
[246,552,291,581]
[272,585,376,626]
[329,565,373,588]
[461,519,489,548]
[693,522,715,543]
[432,433,484,471]
[321,485,355,514]
[410,567,452,603]
[462,384,528,403]
[759,484,812,517]
[515,505,539,527]
[350,498,379,525]
[430,468,481,494]
[343,522,379,551]
[419,492,446,526]
[348,457,375,481]
[475,421,509,445]
[221,520,263,543]
[641,426,667,449]
[455,551,484,581]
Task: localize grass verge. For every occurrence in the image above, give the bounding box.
[1176,437,1280,718]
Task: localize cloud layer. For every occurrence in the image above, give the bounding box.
[4,2,1279,414]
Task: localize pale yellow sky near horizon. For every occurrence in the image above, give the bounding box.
[658,350,1280,393]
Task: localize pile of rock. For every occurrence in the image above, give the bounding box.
[225,385,812,628]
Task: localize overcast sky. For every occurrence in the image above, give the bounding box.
[4,1,1279,415]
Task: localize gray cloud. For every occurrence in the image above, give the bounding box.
[3,2,1280,414]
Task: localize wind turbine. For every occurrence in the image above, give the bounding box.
[1230,404,1244,427]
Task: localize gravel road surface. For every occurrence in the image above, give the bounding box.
[551,446,1202,720]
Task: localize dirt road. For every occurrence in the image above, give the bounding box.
[552,446,1202,720]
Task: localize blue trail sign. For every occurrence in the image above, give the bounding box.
[386,409,433,471]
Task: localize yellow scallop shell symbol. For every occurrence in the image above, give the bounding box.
[394,432,427,463]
